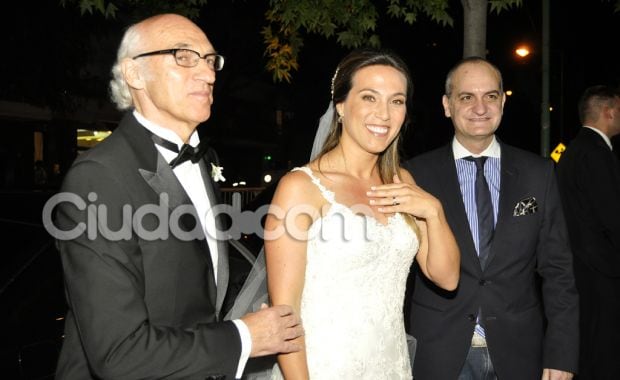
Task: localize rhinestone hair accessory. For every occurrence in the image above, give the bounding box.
[330,66,340,100]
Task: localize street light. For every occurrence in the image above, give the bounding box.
[514,7,551,159]
[515,45,531,58]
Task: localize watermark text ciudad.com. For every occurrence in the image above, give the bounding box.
[42,192,377,242]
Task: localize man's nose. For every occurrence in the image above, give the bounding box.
[194,60,216,84]
[472,98,487,115]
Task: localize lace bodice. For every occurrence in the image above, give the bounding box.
[272,167,418,379]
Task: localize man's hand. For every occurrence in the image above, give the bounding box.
[542,368,574,380]
[241,304,303,357]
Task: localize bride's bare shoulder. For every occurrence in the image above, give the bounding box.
[272,168,324,206]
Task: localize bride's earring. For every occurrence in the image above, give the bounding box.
[337,114,343,123]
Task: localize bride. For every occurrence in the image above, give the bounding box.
[264,49,460,379]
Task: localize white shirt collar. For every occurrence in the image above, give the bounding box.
[133,110,200,151]
[583,126,613,150]
[452,135,501,160]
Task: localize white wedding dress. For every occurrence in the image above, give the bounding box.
[271,167,418,379]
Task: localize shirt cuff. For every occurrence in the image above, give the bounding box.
[232,319,252,379]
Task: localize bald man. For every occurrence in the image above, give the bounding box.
[54,14,302,380]
[405,57,579,380]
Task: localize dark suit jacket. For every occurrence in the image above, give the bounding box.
[55,113,241,379]
[557,127,620,276]
[557,128,620,378]
[405,141,579,380]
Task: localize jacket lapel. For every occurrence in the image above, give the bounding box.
[119,113,193,214]
[484,143,519,270]
[438,146,483,274]
[139,153,193,213]
[199,152,229,320]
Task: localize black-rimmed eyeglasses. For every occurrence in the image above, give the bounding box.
[133,48,225,71]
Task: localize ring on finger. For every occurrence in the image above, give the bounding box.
[392,196,399,206]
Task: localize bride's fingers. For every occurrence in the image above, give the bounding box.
[368,184,420,200]
[369,184,412,195]
[377,194,416,213]
[368,190,404,205]
[371,193,414,209]
[372,178,421,193]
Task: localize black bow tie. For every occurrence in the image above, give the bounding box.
[150,134,209,169]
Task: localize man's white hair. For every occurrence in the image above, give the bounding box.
[109,23,142,110]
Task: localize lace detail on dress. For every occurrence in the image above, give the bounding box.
[272,167,419,379]
[291,166,336,204]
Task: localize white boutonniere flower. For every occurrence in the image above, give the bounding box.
[210,163,226,182]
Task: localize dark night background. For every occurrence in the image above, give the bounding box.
[0,0,618,378]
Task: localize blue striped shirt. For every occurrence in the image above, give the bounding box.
[454,158,500,254]
[452,137,501,254]
[452,137,501,338]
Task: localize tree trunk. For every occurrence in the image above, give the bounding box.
[461,0,488,58]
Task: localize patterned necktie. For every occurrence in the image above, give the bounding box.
[150,134,208,169]
[464,156,494,269]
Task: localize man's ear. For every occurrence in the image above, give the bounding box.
[603,102,616,121]
[442,95,451,118]
[121,58,145,90]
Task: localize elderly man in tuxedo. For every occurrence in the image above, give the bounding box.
[405,57,579,380]
[557,85,620,379]
[53,14,302,380]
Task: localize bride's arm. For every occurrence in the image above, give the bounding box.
[413,209,460,291]
[265,172,318,380]
[368,169,460,290]
[398,169,459,290]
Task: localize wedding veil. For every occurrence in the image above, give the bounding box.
[225,101,334,321]
[223,101,334,379]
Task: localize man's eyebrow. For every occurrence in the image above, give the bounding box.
[455,91,474,97]
[172,43,217,55]
[455,90,501,97]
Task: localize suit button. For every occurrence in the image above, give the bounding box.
[479,279,487,286]
[467,314,476,321]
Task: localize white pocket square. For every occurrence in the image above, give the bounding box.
[513,197,538,216]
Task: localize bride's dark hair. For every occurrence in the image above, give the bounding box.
[316,48,419,238]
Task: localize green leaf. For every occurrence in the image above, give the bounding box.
[489,0,522,14]
[78,0,93,15]
[104,2,117,18]
[94,0,105,14]
[404,12,417,24]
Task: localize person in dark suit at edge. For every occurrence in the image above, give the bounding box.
[557,85,620,380]
[405,57,579,380]
[52,13,302,380]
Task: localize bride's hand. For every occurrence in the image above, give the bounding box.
[367,175,442,220]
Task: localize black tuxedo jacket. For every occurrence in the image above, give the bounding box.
[405,142,579,380]
[557,127,620,276]
[55,113,240,379]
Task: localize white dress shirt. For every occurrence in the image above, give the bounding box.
[584,125,613,150]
